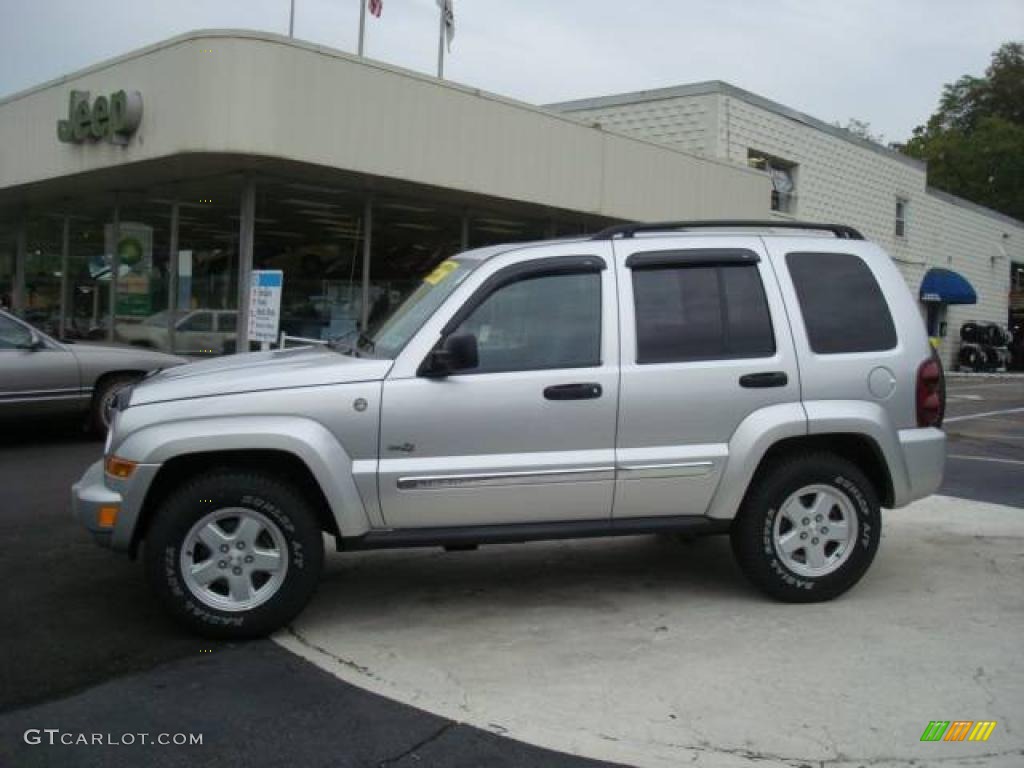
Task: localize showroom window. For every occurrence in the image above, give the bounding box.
[632,262,775,364]
[787,251,897,354]
[255,179,368,344]
[0,214,15,313]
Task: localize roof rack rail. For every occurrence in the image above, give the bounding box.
[590,220,865,241]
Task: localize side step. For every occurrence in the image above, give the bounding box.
[340,516,731,551]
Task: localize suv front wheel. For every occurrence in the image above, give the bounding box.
[731,453,881,602]
[144,470,325,639]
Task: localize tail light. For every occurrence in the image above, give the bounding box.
[916,355,945,428]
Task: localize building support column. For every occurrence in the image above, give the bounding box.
[167,200,180,353]
[361,197,373,331]
[13,216,26,316]
[236,179,256,354]
[108,198,120,342]
[59,214,70,337]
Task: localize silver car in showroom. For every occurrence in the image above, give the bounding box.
[0,309,187,433]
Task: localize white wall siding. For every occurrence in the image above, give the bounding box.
[556,94,718,157]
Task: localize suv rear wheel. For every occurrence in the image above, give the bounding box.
[144,470,324,639]
[731,453,880,602]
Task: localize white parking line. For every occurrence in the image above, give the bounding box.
[944,407,1024,423]
[948,454,1024,466]
[947,381,1022,392]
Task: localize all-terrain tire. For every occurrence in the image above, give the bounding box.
[144,470,325,639]
[730,453,881,603]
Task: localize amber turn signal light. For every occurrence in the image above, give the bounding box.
[97,506,119,528]
[104,456,137,479]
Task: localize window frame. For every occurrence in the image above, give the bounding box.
[628,250,777,365]
[421,254,607,377]
[895,197,909,239]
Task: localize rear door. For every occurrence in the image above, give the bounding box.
[612,235,800,518]
[215,311,239,353]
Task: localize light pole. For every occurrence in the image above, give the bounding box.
[288,0,295,37]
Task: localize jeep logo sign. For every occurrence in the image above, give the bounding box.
[57,90,143,145]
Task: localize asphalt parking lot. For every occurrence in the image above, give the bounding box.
[1,375,1022,767]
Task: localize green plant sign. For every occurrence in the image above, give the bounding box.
[57,90,143,145]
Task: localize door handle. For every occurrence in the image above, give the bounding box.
[739,371,788,388]
[544,383,603,400]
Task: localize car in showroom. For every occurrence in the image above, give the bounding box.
[0,309,187,433]
[72,221,946,638]
[115,309,239,355]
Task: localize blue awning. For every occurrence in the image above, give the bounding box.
[919,268,977,304]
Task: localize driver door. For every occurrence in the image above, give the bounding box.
[377,248,619,529]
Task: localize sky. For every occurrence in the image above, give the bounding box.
[0,0,1021,142]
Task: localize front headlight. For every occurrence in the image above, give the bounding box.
[103,422,114,455]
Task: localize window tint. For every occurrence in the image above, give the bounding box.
[786,252,897,354]
[633,264,775,363]
[0,314,32,349]
[452,271,601,373]
[179,312,213,332]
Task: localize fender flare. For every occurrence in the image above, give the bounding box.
[117,415,374,538]
[802,400,910,506]
[707,403,808,519]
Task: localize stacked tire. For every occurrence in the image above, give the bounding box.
[958,322,1010,372]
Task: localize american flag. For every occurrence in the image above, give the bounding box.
[368,0,382,18]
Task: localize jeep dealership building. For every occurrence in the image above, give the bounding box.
[1,29,1022,366]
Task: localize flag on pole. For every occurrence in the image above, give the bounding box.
[436,0,454,51]
[368,0,382,18]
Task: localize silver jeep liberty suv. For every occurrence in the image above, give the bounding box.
[73,220,946,638]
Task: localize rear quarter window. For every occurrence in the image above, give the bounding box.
[786,251,897,354]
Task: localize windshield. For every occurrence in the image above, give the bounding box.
[367,259,474,358]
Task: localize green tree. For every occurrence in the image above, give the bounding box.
[833,118,887,146]
[902,42,1024,220]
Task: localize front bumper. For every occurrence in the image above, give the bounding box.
[895,427,947,506]
[71,459,158,552]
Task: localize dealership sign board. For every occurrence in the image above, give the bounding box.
[57,90,143,145]
[249,271,284,344]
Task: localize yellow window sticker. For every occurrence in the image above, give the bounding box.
[424,260,458,285]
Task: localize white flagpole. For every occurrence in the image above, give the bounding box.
[289,0,295,37]
[358,0,367,55]
[437,2,445,78]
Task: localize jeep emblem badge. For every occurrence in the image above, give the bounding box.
[57,89,143,145]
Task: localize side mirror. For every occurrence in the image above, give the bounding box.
[420,333,479,377]
[17,331,45,352]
